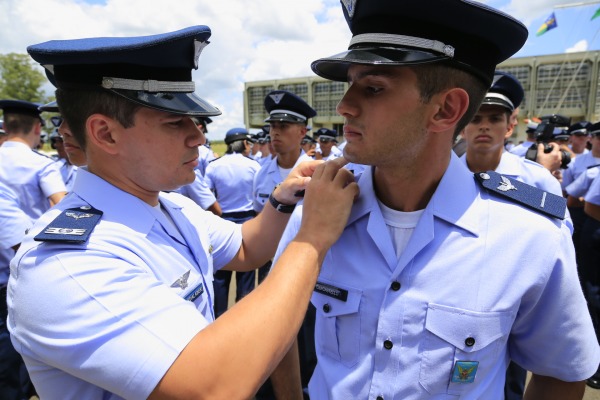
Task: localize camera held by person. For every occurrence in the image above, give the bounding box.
[525,114,572,170]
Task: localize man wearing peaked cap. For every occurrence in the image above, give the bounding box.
[568,121,592,157]
[314,128,341,161]
[0,99,67,221]
[8,26,358,400]
[462,71,569,399]
[510,120,539,157]
[253,90,316,213]
[271,1,599,398]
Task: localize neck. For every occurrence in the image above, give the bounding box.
[373,149,450,212]
[7,135,35,149]
[276,149,301,169]
[465,149,502,173]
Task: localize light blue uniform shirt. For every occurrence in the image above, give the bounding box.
[55,158,78,192]
[205,153,260,213]
[7,168,242,399]
[0,182,33,286]
[508,141,534,157]
[562,151,600,190]
[175,169,217,210]
[276,154,599,399]
[566,165,599,199]
[0,141,66,220]
[196,144,216,176]
[585,172,600,205]
[252,152,312,212]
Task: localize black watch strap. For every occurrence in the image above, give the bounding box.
[269,191,296,214]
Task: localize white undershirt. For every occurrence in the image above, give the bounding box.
[278,166,293,180]
[377,199,424,259]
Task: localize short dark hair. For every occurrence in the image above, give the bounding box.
[3,113,39,135]
[55,88,142,149]
[226,139,247,154]
[410,64,487,141]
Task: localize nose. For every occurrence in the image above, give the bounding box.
[189,118,205,147]
[336,85,359,119]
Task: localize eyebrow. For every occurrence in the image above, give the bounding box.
[348,67,399,82]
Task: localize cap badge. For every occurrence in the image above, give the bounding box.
[171,270,191,290]
[193,40,209,69]
[497,176,517,192]
[269,93,285,104]
[341,0,357,18]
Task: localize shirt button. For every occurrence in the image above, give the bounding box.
[390,281,401,291]
[323,303,331,313]
[465,337,476,347]
[383,340,393,350]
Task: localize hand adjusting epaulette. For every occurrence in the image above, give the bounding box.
[34,206,103,243]
[474,171,566,220]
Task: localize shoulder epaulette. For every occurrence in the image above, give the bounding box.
[34,206,103,243]
[587,163,600,170]
[474,171,566,220]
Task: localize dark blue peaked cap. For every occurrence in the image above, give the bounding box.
[27,26,221,117]
[315,127,337,139]
[481,71,524,111]
[225,127,253,145]
[0,99,42,118]
[312,0,528,85]
[264,90,316,124]
[568,121,592,135]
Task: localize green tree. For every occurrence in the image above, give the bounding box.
[0,53,49,102]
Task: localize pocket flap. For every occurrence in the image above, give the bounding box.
[425,303,514,352]
[311,281,362,317]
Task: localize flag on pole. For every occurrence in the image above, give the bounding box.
[536,12,558,36]
[592,7,600,20]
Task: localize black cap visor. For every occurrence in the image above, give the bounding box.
[311,46,450,82]
[111,89,221,117]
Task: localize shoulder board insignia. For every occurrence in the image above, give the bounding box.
[587,163,600,170]
[34,206,103,243]
[474,171,566,220]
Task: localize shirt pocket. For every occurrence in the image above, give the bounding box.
[419,303,514,395]
[312,284,362,368]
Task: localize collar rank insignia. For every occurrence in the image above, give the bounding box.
[474,171,566,220]
[171,270,191,290]
[34,206,103,243]
[451,361,479,384]
[269,93,285,104]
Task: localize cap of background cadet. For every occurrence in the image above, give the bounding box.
[224,127,253,145]
[0,99,45,127]
[301,134,317,145]
[27,26,221,117]
[568,121,592,136]
[552,127,571,141]
[0,120,4,135]
[481,71,524,112]
[264,90,316,124]
[316,128,338,142]
[311,0,528,85]
[588,121,600,137]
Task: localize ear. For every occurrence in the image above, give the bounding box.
[85,114,120,155]
[428,87,470,133]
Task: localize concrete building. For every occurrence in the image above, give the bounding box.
[244,50,600,142]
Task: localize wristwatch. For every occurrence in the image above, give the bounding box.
[269,188,296,214]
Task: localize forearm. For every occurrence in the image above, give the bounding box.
[585,202,600,222]
[270,339,303,400]
[151,239,323,399]
[229,200,292,271]
[524,374,585,400]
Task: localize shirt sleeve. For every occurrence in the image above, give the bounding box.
[584,173,600,206]
[38,160,67,198]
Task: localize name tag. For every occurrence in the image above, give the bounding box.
[185,282,204,302]
[258,193,269,198]
[314,281,348,302]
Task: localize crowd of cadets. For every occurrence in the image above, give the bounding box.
[1,54,600,400]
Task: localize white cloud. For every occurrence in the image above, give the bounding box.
[0,0,349,140]
[566,39,589,52]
